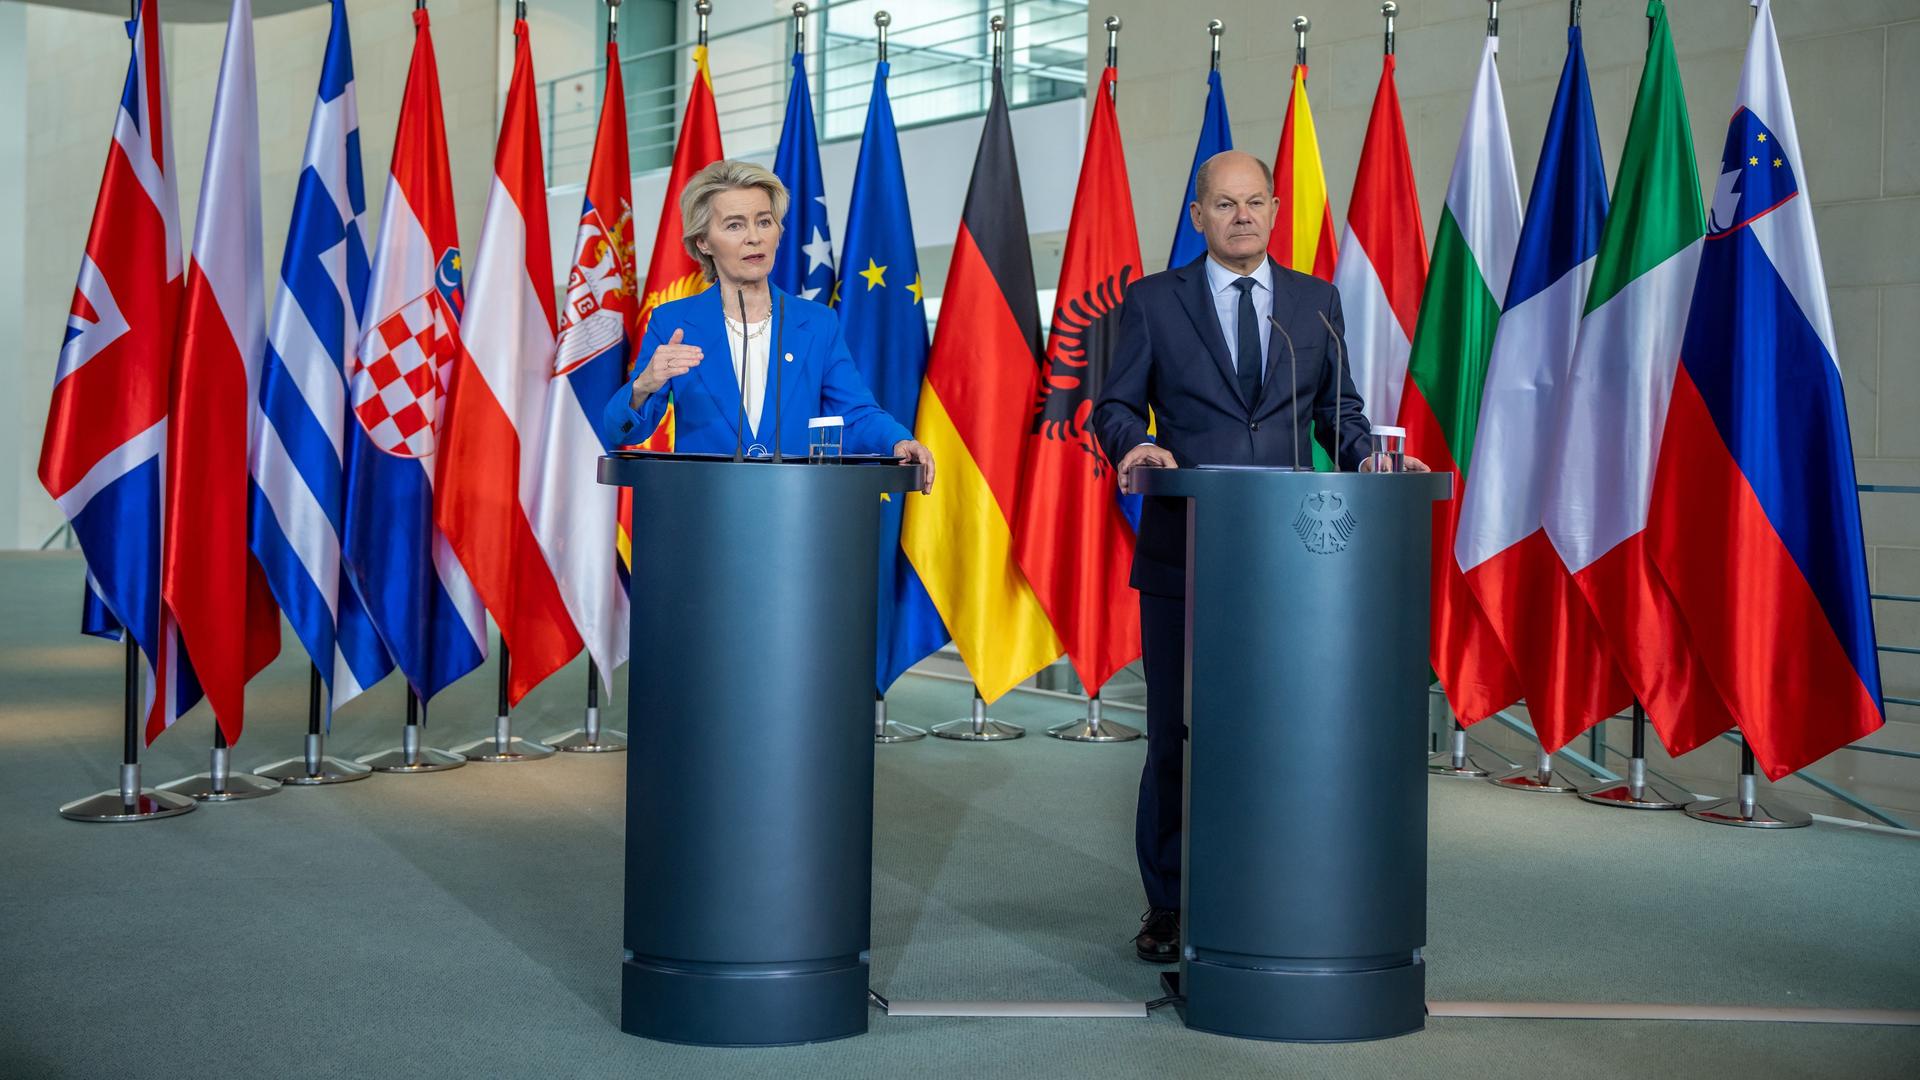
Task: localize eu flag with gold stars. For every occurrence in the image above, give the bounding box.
[837,59,947,692]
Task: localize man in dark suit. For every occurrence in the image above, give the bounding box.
[1093,149,1426,963]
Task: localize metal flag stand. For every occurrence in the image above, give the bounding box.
[549,660,627,752]
[875,691,927,743]
[1488,744,1582,794]
[256,664,372,784]
[161,718,283,802]
[1577,702,1689,810]
[453,647,554,762]
[1685,736,1811,829]
[358,689,466,772]
[932,686,1024,741]
[60,637,197,822]
[1047,691,1141,743]
[1428,701,1494,778]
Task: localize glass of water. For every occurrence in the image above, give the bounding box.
[1367,424,1407,473]
[808,416,845,463]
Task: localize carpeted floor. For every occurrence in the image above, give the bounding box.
[2,550,1917,1079]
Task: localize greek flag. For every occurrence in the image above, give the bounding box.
[247,0,391,713]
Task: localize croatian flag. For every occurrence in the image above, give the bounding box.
[343,6,487,702]
[249,0,392,714]
[165,0,283,747]
[38,0,201,742]
[436,15,581,704]
[1646,0,1883,779]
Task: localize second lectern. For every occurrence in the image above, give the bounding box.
[598,454,919,1047]
[1135,466,1449,1043]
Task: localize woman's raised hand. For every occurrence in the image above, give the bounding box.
[631,327,703,401]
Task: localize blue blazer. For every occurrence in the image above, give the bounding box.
[601,285,912,456]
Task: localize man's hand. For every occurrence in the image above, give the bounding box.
[630,327,702,404]
[1118,443,1176,494]
[1359,454,1432,473]
[894,439,935,494]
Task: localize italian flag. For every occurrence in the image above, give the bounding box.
[1540,0,1737,756]
[1399,36,1524,724]
[1332,53,1426,436]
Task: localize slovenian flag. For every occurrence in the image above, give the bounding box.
[1645,0,1883,779]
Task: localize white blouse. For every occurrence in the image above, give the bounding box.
[721,314,773,441]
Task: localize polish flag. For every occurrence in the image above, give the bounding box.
[435,15,581,703]
[163,0,281,746]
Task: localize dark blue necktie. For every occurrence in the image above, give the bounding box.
[1231,276,1262,407]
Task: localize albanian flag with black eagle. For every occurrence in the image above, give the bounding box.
[1011,65,1141,695]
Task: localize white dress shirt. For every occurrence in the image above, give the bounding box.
[722,314,773,440]
[1204,255,1274,379]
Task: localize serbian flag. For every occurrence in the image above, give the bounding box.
[1401,35,1525,725]
[165,0,282,746]
[1011,65,1140,696]
[1332,51,1425,435]
[1268,63,1336,282]
[1646,0,1882,779]
[900,60,1062,704]
[532,36,635,692]
[435,15,580,704]
[343,6,487,702]
[1457,24,1630,751]
[1541,0,1738,757]
[38,0,201,742]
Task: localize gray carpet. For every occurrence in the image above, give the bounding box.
[2,550,1917,1079]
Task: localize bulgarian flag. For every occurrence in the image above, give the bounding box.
[1399,35,1524,724]
[1541,0,1738,757]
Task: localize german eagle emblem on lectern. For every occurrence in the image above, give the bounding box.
[1293,491,1357,555]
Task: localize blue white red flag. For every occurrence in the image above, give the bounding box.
[38,0,202,742]
[250,0,392,715]
[1647,0,1883,779]
[343,7,487,702]
[772,49,835,304]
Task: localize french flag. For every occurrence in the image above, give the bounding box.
[1646,0,1883,780]
[38,0,202,742]
[435,15,581,703]
[343,6,487,702]
[165,0,283,747]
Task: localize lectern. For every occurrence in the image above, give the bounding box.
[1134,467,1449,1043]
[598,453,920,1047]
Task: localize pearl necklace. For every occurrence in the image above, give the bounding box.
[724,314,772,341]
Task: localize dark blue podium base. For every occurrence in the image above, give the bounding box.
[620,955,870,1046]
[1166,958,1426,1043]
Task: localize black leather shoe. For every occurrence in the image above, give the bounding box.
[1134,907,1180,964]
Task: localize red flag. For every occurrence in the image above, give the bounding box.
[1011,66,1138,694]
[164,0,280,746]
[435,17,581,704]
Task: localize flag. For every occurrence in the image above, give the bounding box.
[1011,65,1139,695]
[1646,0,1882,779]
[1399,35,1525,725]
[1457,24,1629,752]
[342,6,487,702]
[772,49,834,304]
[1332,51,1426,433]
[838,59,947,692]
[1269,63,1336,281]
[250,0,392,717]
[1541,0,1737,757]
[1169,68,1232,269]
[435,16,580,705]
[899,62,1061,704]
[533,36,636,693]
[37,0,200,743]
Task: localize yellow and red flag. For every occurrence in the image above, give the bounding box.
[1268,64,1337,281]
[901,62,1061,703]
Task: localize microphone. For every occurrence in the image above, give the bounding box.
[1316,309,1348,473]
[1268,314,1302,473]
[773,292,786,463]
[733,289,750,463]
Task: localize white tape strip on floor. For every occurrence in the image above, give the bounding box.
[1427,1001,1920,1026]
[883,1001,1149,1018]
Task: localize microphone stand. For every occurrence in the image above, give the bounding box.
[1316,309,1347,471]
[773,292,785,462]
[1269,314,1302,472]
[734,288,751,461]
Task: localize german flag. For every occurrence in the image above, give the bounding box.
[900,60,1060,703]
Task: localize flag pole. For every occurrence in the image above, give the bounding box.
[454,643,558,762]
[257,663,372,784]
[1577,701,1690,810]
[59,634,198,821]
[1383,1,1396,55]
[1208,19,1222,72]
[361,688,468,772]
[1293,15,1309,67]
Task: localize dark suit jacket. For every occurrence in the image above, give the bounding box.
[1092,254,1372,597]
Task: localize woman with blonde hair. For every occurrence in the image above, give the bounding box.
[601,159,933,489]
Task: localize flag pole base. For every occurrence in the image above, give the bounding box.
[1046,695,1141,743]
[454,715,555,762]
[160,746,282,801]
[1427,726,1491,778]
[875,696,926,743]
[358,745,467,772]
[1684,794,1811,829]
[1488,750,1582,794]
[1577,758,1688,810]
[59,766,196,823]
[932,692,1023,741]
[256,733,371,785]
[550,704,626,753]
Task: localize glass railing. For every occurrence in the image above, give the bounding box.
[537,0,1088,188]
